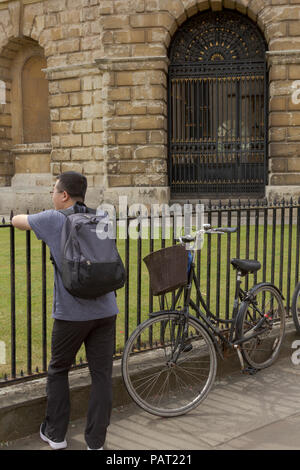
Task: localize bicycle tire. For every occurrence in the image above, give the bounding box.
[291,282,300,333]
[236,284,285,369]
[121,312,217,417]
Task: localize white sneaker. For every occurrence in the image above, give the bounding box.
[87,446,103,450]
[40,422,67,450]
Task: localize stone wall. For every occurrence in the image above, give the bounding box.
[0,0,299,212]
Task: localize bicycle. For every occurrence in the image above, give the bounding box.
[121,225,286,417]
[291,282,300,333]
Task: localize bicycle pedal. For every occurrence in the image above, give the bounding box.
[242,367,259,375]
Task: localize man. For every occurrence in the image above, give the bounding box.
[12,171,118,450]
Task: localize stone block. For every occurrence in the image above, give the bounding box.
[269,96,286,112]
[288,157,300,172]
[134,145,167,159]
[59,79,81,93]
[59,10,81,24]
[114,30,145,43]
[289,21,300,36]
[132,85,165,100]
[60,134,82,147]
[83,161,105,174]
[51,149,71,161]
[60,107,82,120]
[57,38,80,54]
[101,15,129,29]
[69,91,92,106]
[287,127,300,141]
[270,158,286,173]
[82,133,103,146]
[107,117,131,130]
[117,131,147,145]
[71,147,93,160]
[270,142,299,157]
[51,121,70,134]
[107,87,131,101]
[72,120,93,133]
[92,119,103,132]
[270,173,300,185]
[116,71,146,87]
[116,103,147,116]
[289,65,300,80]
[61,162,83,173]
[269,112,290,127]
[132,115,165,130]
[49,94,69,108]
[108,175,132,187]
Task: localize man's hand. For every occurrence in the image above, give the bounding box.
[11,215,31,231]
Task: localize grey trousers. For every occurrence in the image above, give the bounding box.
[44,315,116,449]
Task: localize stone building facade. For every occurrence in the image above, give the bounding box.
[0,0,299,213]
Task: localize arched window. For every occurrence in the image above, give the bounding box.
[22,55,51,143]
[168,9,268,197]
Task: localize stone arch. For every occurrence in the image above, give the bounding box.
[159,0,270,53]
[0,36,51,187]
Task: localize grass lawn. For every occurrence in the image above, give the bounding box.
[0,220,298,380]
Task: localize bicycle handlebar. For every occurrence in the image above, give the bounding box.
[178,225,237,244]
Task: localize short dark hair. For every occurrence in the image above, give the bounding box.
[56,171,87,201]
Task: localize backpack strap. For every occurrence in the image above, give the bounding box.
[50,202,96,271]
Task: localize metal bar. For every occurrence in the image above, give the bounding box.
[262,201,268,283]
[216,201,222,319]
[225,200,232,320]
[26,219,32,376]
[124,208,130,342]
[279,200,285,293]
[245,200,250,291]
[254,200,259,285]
[41,241,47,372]
[271,201,277,287]
[287,199,293,314]
[295,198,300,285]
[206,201,212,311]
[9,213,16,379]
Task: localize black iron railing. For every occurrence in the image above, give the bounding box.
[0,198,299,386]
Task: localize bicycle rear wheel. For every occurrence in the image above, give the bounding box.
[291,282,300,333]
[236,284,285,369]
[122,312,217,417]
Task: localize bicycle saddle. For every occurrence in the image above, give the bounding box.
[231,258,261,276]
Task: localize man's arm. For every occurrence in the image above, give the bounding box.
[11,215,31,231]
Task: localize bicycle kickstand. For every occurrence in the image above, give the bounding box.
[234,345,258,375]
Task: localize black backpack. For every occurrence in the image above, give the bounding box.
[51,202,126,299]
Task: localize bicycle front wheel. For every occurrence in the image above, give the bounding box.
[291,282,300,333]
[236,284,285,369]
[122,312,217,417]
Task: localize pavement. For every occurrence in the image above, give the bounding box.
[2,329,300,451]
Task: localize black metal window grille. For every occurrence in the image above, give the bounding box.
[168,10,268,197]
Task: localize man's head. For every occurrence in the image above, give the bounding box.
[51,171,87,210]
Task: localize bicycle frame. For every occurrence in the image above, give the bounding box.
[167,250,276,353]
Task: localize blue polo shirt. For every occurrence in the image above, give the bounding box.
[28,209,119,321]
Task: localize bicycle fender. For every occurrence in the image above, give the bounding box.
[245,282,285,301]
[149,309,183,318]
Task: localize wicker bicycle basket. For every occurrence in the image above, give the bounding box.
[143,244,188,296]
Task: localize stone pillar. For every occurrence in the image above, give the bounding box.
[42,62,106,208]
[95,56,170,208]
[267,49,300,201]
